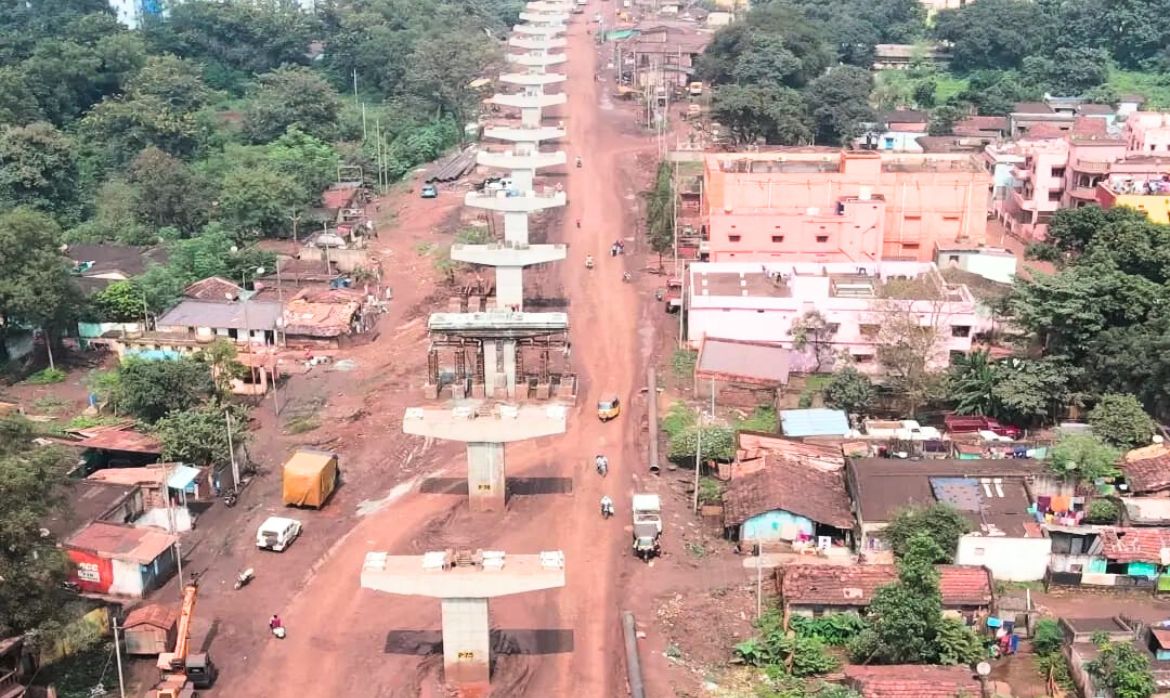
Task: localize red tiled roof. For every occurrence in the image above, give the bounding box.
[723,460,853,529]
[1100,528,1170,564]
[66,521,176,563]
[77,429,162,454]
[1072,116,1108,136]
[1122,447,1170,494]
[322,184,359,211]
[183,276,242,301]
[780,565,992,607]
[1022,123,1068,140]
[844,665,982,698]
[954,115,1007,136]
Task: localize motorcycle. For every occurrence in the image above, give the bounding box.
[622,272,632,283]
[576,156,583,168]
[234,568,255,591]
[585,255,594,270]
[600,502,614,519]
[595,456,608,477]
[223,491,238,508]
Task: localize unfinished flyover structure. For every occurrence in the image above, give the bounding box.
[457,0,572,312]
[406,0,575,509]
[362,548,566,685]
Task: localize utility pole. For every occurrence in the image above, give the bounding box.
[289,210,301,247]
[225,410,239,490]
[692,413,703,513]
[352,68,359,109]
[112,616,126,698]
[361,102,368,142]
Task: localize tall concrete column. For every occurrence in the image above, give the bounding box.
[502,341,518,398]
[361,549,567,689]
[402,401,568,509]
[441,597,492,683]
[483,341,501,396]
[467,441,506,511]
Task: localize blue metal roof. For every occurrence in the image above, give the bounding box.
[167,465,202,491]
[778,408,850,437]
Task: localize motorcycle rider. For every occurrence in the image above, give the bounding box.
[595,454,608,476]
[585,254,594,269]
[600,495,614,518]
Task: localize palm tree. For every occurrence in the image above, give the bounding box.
[947,350,997,416]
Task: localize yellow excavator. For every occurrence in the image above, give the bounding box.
[148,581,218,698]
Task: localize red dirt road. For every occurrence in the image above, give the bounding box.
[218,7,656,697]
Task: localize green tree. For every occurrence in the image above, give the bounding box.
[91,280,145,323]
[1087,636,1157,698]
[154,405,248,467]
[243,66,342,144]
[1085,499,1121,524]
[1049,434,1121,484]
[711,84,813,146]
[823,367,875,415]
[0,122,80,219]
[928,104,965,136]
[790,310,835,372]
[402,30,500,124]
[144,0,318,92]
[805,65,875,145]
[933,0,1055,72]
[0,416,71,635]
[1032,618,1065,657]
[265,127,341,205]
[196,339,246,398]
[0,208,80,361]
[1089,393,1156,449]
[735,609,840,676]
[946,349,996,416]
[874,303,945,416]
[731,34,804,87]
[127,146,212,234]
[881,504,972,562]
[115,357,217,423]
[217,165,306,239]
[644,161,674,262]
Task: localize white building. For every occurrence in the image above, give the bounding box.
[107,0,320,30]
[685,261,981,374]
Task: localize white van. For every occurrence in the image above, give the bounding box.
[256,516,302,552]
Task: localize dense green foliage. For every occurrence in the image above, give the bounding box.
[1087,635,1157,698]
[881,504,972,563]
[1010,207,1170,422]
[735,609,841,676]
[823,367,875,415]
[0,416,71,635]
[155,404,249,467]
[1049,434,1121,484]
[114,357,217,423]
[0,0,506,338]
[849,535,982,665]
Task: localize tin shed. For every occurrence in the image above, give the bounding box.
[122,604,177,655]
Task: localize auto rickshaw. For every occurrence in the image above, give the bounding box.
[597,395,621,421]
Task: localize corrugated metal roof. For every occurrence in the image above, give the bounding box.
[779,408,849,437]
[78,429,162,454]
[157,299,283,332]
[696,338,789,386]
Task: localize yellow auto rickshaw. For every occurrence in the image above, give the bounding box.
[597,395,622,421]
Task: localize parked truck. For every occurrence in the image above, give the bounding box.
[632,494,662,561]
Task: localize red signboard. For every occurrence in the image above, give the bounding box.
[67,549,113,594]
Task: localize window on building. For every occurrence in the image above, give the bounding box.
[771,235,784,243]
[951,325,972,338]
[1052,167,1066,179]
[902,243,920,250]
[728,235,741,242]
[855,353,874,363]
[826,323,840,334]
[948,255,960,263]
[859,324,880,337]
[943,215,960,221]
[903,214,922,221]
[816,235,829,243]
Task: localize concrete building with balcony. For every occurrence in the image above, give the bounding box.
[685,261,980,374]
[701,151,991,263]
[988,114,1170,238]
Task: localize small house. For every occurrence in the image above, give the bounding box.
[723,456,854,552]
[121,604,178,655]
[779,564,993,623]
[1121,444,1170,496]
[64,521,177,597]
[155,299,283,346]
[847,457,1052,579]
[75,425,163,473]
[87,464,206,532]
[693,338,789,409]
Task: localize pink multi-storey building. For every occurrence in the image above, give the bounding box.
[701,151,991,264]
[988,114,1170,239]
[686,261,981,374]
